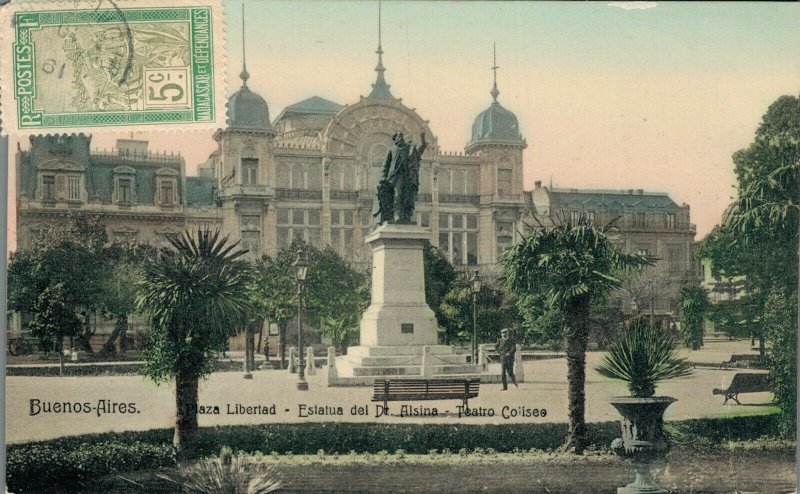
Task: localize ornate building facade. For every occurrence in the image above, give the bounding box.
[15,38,696,342]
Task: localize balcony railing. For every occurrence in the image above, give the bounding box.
[439,193,479,205]
[330,190,359,201]
[275,188,322,200]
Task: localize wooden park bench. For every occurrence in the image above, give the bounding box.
[712,373,770,405]
[372,378,480,410]
[718,353,765,370]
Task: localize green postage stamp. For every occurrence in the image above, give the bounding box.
[0,0,226,134]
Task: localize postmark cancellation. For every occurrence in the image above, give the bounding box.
[0,0,226,135]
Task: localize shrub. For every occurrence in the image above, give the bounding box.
[596,321,693,397]
[172,453,282,494]
[6,415,783,493]
[7,441,174,493]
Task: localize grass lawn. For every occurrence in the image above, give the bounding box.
[83,442,796,494]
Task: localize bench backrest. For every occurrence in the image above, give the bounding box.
[373,379,480,398]
[729,373,770,392]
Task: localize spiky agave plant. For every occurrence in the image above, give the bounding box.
[174,449,282,494]
[596,321,693,398]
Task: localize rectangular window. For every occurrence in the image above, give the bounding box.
[668,247,681,273]
[292,209,304,225]
[439,232,449,255]
[160,182,174,205]
[118,179,132,203]
[344,210,354,226]
[497,169,512,195]
[330,229,342,251]
[452,232,464,265]
[292,229,305,243]
[451,214,464,230]
[636,212,646,228]
[308,228,321,246]
[438,213,449,229]
[331,210,341,226]
[241,215,260,230]
[308,210,321,226]
[242,158,258,186]
[344,229,354,252]
[420,212,430,228]
[360,208,371,226]
[666,213,675,229]
[68,176,81,200]
[277,228,290,250]
[42,176,56,200]
[466,214,478,230]
[277,208,289,225]
[467,232,478,265]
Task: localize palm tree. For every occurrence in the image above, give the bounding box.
[136,228,252,454]
[502,217,649,454]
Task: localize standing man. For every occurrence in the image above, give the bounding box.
[496,328,518,390]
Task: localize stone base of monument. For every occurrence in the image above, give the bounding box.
[330,344,503,386]
[327,223,502,386]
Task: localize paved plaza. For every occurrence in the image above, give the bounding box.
[6,340,773,444]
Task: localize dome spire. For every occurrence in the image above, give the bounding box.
[490,42,500,104]
[368,0,394,99]
[239,3,250,87]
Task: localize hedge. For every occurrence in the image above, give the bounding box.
[6,413,783,493]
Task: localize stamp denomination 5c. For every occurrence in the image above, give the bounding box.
[1,0,226,134]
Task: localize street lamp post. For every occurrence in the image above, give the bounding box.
[469,269,482,364]
[293,249,309,391]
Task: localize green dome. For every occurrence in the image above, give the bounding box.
[227,85,271,131]
[470,101,522,143]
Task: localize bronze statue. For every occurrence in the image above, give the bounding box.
[374,131,427,224]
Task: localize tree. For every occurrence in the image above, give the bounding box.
[439,275,520,345]
[710,95,799,435]
[251,242,369,360]
[304,245,369,350]
[677,283,710,350]
[422,243,457,340]
[502,217,649,454]
[251,249,297,367]
[99,242,158,354]
[28,283,82,375]
[8,214,111,354]
[618,267,676,329]
[136,229,252,454]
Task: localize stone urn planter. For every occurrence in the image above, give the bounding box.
[597,322,693,494]
[609,396,676,494]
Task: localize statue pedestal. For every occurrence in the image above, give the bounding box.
[330,223,504,386]
[359,224,438,346]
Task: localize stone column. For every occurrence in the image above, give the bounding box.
[421,345,433,377]
[306,347,316,376]
[288,347,297,374]
[326,347,338,385]
[513,344,524,383]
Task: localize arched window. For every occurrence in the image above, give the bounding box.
[276,164,290,188]
[329,163,341,190]
[307,164,322,190]
[342,164,355,191]
[452,170,465,195]
[438,169,450,194]
[291,164,304,189]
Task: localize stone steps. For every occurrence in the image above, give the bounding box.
[343,354,468,367]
